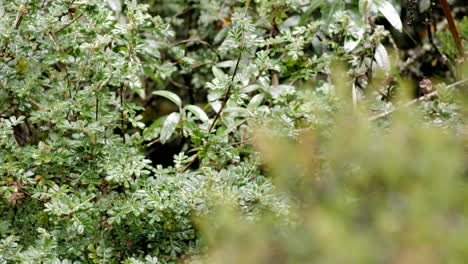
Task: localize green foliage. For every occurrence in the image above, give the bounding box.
[437,16,468,61]
[1,0,466,263]
[195,113,468,264]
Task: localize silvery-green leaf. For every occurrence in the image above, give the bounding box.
[160,112,180,144]
[374,44,390,72]
[352,83,358,107]
[269,85,295,99]
[248,94,264,109]
[301,1,322,22]
[359,0,370,15]
[143,117,165,141]
[185,105,209,122]
[212,66,226,79]
[210,100,222,113]
[153,90,182,108]
[373,0,402,31]
[241,84,260,93]
[207,90,224,101]
[344,21,365,51]
[278,15,300,32]
[106,0,122,12]
[214,27,228,44]
[216,60,236,68]
[224,107,251,117]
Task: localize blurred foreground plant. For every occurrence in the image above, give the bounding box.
[192,79,468,264]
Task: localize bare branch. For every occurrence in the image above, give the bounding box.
[55,14,83,34]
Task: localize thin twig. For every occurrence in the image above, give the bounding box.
[94,75,112,122]
[14,6,27,29]
[170,7,193,24]
[1,6,27,54]
[95,97,99,121]
[48,31,64,56]
[169,77,189,89]
[172,39,221,61]
[208,51,243,133]
[228,137,253,146]
[181,2,250,173]
[147,138,160,147]
[55,13,83,34]
[369,78,468,121]
[1,103,13,116]
[120,83,126,144]
[27,97,47,112]
[40,0,49,8]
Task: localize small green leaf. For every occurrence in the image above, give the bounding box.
[185,105,209,122]
[359,0,370,15]
[216,60,236,68]
[241,84,261,93]
[373,0,402,31]
[106,0,122,12]
[344,21,365,51]
[269,85,295,99]
[153,90,182,108]
[214,27,229,44]
[212,67,226,79]
[248,94,264,109]
[160,112,180,144]
[143,116,166,141]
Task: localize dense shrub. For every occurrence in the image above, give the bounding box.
[0,0,466,263]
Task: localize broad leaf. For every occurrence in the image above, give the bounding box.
[248,94,265,109]
[212,67,226,79]
[153,90,182,108]
[373,0,402,31]
[160,112,180,144]
[374,44,390,72]
[143,116,166,141]
[344,21,365,51]
[185,105,209,122]
[359,0,370,16]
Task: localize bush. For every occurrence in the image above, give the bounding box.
[1,0,466,263]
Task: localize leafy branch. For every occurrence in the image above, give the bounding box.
[369,78,468,121]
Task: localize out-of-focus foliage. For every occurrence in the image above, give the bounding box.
[193,83,468,263]
[437,16,468,61]
[0,0,466,263]
[191,53,468,264]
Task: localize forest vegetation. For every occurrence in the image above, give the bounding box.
[1,0,467,263]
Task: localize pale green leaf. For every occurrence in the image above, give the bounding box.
[269,85,295,99]
[374,44,390,72]
[160,112,180,144]
[248,94,265,109]
[185,105,209,122]
[359,0,370,15]
[106,0,122,12]
[373,0,402,31]
[216,60,236,68]
[143,116,165,141]
[212,66,226,79]
[344,21,365,51]
[153,90,182,108]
